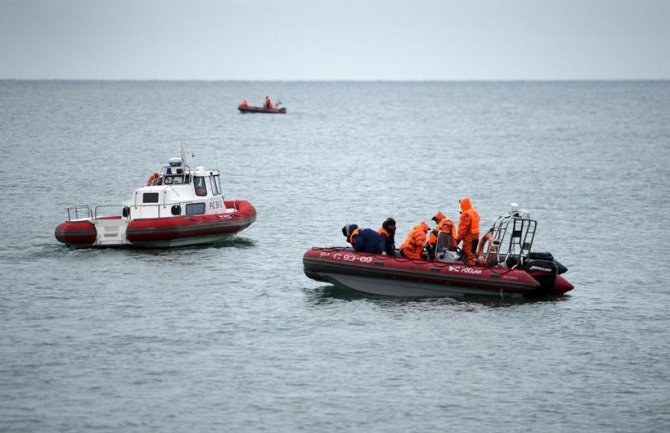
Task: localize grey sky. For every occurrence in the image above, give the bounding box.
[1,0,669,80]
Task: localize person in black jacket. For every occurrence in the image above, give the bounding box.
[377,217,396,256]
[342,224,382,254]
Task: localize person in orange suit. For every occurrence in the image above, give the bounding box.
[264,96,273,110]
[427,211,458,260]
[399,221,430,260]
[456,197,480,265]
[240,100,249,108]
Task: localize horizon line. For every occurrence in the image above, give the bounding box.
[1,78,669,82]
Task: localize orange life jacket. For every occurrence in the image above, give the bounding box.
[347,228,360,245]
[378,227,391,238]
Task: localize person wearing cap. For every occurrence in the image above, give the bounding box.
[426,211,458,260]
[377,217,397,256]
[342,224,382,254]
[456,197,480,265]
[264,96,274,110]
[399,221,430,260]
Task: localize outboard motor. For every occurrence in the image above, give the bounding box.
[526,252,558,291]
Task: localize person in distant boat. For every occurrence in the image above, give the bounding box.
[240,100,249,108]
[264,96,274,110]
[342,224,382,254]
[399,221,430,260]
[426,211,458,260]
[456,197,480,265]
[377,217,397,256]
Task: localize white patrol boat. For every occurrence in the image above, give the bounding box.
[55,154,256,248]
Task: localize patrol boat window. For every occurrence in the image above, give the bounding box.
[194,176,207,196]
[143,192,159,203]
[186,203,205,215]
[211,175,222,195]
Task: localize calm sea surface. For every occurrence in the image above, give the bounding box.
[1,81,669,432]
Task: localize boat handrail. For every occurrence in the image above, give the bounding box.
[93,205,127,219]
[65,205,93,222]
[66,197,228,221]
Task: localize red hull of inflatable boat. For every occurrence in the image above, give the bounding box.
[238,105,287,114]
[303,247,573,299]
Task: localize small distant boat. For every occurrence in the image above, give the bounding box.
[55,151,256,248]
[238,105,287,114]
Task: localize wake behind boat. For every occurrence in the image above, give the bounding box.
[303,211,573,299]
[55,152,256,248]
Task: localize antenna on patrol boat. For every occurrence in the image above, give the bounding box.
[180,140,187,163]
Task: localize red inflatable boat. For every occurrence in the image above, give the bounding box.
[238,104,287,114]
[303,211,574,299]
[55,154,256,248]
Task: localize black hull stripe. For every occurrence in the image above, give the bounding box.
[55,231,96,237]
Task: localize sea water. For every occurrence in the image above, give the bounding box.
[1,80,669,432]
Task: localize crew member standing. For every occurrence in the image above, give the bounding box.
[456,197,480,265]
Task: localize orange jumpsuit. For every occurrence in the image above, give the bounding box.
[457,197,480,265]
[400,221,430,260]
